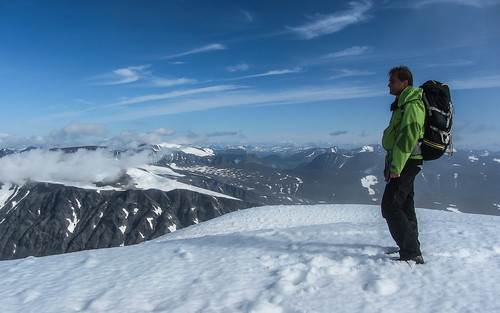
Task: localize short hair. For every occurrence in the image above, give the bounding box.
[389,66,413,86]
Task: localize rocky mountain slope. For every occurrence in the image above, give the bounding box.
[0,183,249,260]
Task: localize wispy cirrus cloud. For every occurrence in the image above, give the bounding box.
[49,85,245,121]
[106,85,245,107]
[422,59,475,69]
[240,10,254,22]
[324,46,372,58]
[164,43,226,59]
[328,69,375,80]
[227,63,251,72]
[289,1,373,39]
[92,65,194,87]
[231,67,304,80]
[413,0,500,8]
[449,75,500,90]
[94,65,151,85]
[100,84,385,124]
[150,77,196,87]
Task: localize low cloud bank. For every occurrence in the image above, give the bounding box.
[0,124,178,151]
[0,148,150,186]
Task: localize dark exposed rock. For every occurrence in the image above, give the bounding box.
[0,183,251,260]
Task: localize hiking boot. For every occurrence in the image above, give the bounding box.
[393,255,425,264]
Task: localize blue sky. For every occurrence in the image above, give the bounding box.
[1,0,500,150]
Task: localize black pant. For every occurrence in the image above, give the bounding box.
[381,159,422,258]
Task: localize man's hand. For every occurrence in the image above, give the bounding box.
[390,172,401,179]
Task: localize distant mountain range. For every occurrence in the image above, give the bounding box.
[1,144,499,260]
[152,144,500,214]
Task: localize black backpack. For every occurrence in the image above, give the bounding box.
[419,80,454,160]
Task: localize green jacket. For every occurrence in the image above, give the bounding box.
[382,86,425,174]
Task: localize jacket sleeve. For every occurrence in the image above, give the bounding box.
[390,100,425,174]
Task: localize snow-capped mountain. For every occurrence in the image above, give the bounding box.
[1,204,499,312]
[152,144,500,215]
[1,144,499,260]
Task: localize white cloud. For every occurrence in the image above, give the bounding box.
[0,134,45,149]
[206,131,238,137]
[106,128,176,148]
[0,148,149,186]
[50,122,107,141]
[95,65,151,85]
[0,122,108,148]
[153,128,176,136]
[165,43,226,59]
[227,63,251,72]
[0,127,179,151]
[324,46,372,58]
[289,1,373,39]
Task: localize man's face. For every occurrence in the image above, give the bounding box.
[388,74,408,97]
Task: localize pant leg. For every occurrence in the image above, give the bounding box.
[401,186,419,239]
[381,159,422,257]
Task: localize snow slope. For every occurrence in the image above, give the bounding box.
[1,204,499,313]
[127,165,238,200]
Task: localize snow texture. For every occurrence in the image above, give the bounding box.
[0,204,499,312]
[361,175,378,196]
[127,166,238,200]
[0,183,16,211]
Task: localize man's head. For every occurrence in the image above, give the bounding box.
[388,66,413,97]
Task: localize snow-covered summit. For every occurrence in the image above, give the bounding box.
[1,204,499,312]
[152,143,215,157]
[360,145,375,153]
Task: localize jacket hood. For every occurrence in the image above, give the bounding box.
[397,86,423,108]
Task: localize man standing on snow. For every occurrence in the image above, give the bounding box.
[382,66,425,264]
